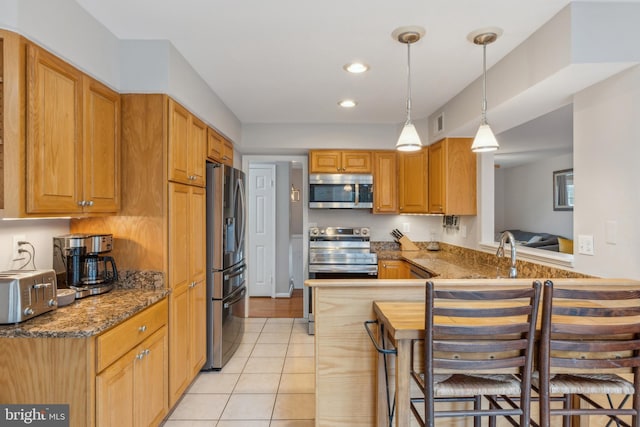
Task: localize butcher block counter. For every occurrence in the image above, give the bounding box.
[0,271,169,427]
[306,277,640,427]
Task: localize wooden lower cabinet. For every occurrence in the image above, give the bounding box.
[377,260,410,279]
[96,299,168,427]
[169,284,191,405]
[96,327,168,427]
[0,299,168,427]
[168,279,207,406]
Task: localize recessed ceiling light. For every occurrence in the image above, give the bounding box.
[343,62,369,74]
[338,99,358,108]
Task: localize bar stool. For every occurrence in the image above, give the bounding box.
[410,280,542,427]
[537,280,640,427]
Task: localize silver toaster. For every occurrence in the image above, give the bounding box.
[0,269,58,324]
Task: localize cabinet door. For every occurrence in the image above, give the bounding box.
[441,137,477,215]
[398,148,428,213]
[190,186,206,287]
[169,183,190,290]
[188,116,206,186]
[189,187,206,375]
[378,260,410,279]
[207,127,224,162]
[342,151,372,173]
[373,151,398,214]
[96,348,135,427]
[136,327,168,427]
[169,284,190,407]
[83,77,121,212]
[222,139,234,166]
[309,150,341,173]
[168,99,190,184]
[26,43,83,213]
[428,140,445,213]
[189,279,207,376]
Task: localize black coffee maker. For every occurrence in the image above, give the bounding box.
[53,234,118,298]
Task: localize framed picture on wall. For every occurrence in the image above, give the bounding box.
[553,169,574,211]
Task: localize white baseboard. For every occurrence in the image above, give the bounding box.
[275,281,294,298]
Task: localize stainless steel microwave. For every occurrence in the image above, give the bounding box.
[309,174,373,209]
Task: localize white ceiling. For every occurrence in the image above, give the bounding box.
[75,0,585,125]
[73,0,636,165]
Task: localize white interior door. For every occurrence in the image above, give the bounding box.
[248,165,276,297]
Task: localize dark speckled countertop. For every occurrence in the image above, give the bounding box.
[0,271,168,338]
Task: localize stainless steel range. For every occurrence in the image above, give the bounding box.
[307,226,378,333]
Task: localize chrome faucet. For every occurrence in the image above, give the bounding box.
[496,231,518,278]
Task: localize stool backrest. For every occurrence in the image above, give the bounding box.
[540,281,640,373]
[425,281,542,375]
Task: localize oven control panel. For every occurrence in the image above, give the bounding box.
[309,227,370,238]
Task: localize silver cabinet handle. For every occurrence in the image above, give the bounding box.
[78,200,86,207]
[87,200,94,207]
[138,325,147,332]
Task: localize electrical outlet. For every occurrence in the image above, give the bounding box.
[12,235,26,260]
[402,222,410,233]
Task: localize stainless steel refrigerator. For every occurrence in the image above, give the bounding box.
[203,162,247,370]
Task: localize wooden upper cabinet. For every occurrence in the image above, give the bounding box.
[428,137,477,215]
[168,99,205,187]
[189,116,206,186]
[26,43,83,214]
[83,77,121,212]
[309,150,372,173]
[207,127,233,166]
[24,41,120,216]
[398,148,428,213]
[372,151,398,214]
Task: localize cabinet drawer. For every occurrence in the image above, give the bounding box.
[97,298,168,372]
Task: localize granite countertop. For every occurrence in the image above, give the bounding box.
[0,271,169,338]
[376,249,498,279]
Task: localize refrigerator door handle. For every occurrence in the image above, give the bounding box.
[224,263,246,281]
[224,287,246,309]
[236,177,246,252]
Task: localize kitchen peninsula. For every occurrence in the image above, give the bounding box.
[309,275,640,427]
[307,243,601,427]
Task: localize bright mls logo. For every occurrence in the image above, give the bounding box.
[0,405,68,426]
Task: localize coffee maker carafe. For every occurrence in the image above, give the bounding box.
[53,234,118,298]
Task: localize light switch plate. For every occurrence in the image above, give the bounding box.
[578,234,594,255]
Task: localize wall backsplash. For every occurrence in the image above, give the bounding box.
[0,218,70,271]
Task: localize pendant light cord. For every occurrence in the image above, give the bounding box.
[406,41,413,123]
[481,42,488,125]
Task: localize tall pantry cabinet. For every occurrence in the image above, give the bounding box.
[71,94,208,409]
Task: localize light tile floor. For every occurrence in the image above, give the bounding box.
[162,318,315,427]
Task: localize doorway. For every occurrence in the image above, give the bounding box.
[247,164,276,297]
[242,155,308,318]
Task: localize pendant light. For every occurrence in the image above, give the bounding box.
[470,31,500,152]
[392,26,425,152]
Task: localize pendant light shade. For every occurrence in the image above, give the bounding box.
[470,30,500,153]
[471,123,499,152]
[392,26,425,152]
[396,121,422,151]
